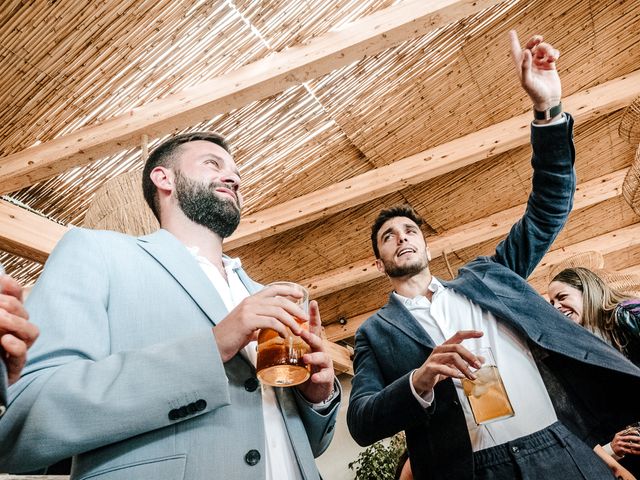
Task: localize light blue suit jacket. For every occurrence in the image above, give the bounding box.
[0,228,339,479]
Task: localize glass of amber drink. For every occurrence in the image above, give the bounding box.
[461,347,514,425]
[623,422,640,437]
[256,282,311,387]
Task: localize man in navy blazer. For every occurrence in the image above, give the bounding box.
[347,32,640,479]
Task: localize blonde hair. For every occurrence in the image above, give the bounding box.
[551,267,631,352]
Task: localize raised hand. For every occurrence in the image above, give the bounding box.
[411,330,484,396]
[212,283,308,362]
[0,275,39,385]
[297,300,335,404]
[509,30,562,114]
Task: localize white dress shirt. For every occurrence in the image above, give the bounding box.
[400,277,558,452]
[187,247,303,480]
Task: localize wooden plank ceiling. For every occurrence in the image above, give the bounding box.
[1,0,640,364]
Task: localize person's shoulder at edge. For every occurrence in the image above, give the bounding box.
[56,226,146,251]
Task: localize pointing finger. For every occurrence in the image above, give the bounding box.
[509,30,522,72]
[443,330,483,345]
[521,49,533,85]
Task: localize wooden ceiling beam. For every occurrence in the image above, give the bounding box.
[325,222,640,342]
[0,0,504,195]
[0,200,68,263]
[306,168,626,298]
[528,223,640,284]
[223,70,640,249]
[0,201,356,372]
[326,341,354,375]
[0,160,626,276]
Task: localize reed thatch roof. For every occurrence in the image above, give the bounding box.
[2,0,640,365]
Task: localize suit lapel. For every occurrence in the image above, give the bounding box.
[137,229,228,326]
[378,293,436,349]
[234,266,262,294]
[441,268,538,338]
[137,229,255,366]
[442,266,640,377]
[274,388,317,480]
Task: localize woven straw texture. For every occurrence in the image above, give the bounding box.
[619,96,640,145]
[622,145,640,216]
[548,252,640,297]
[1,0,640,343]
[548,251,605,282]
[83,170,158,236]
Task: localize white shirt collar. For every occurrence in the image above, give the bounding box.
[185,245,242,270]
[393,276,445,307]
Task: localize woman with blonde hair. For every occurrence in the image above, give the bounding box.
[549,267,640,478]
[548,267,640,366]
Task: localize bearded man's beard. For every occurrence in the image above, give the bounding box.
[174,169,241,238]
[380,253,429,278]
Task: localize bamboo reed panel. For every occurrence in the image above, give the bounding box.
[619,97,640,144]
[622,145,640,216]
[1,0,640,330]
[547,251,606,281]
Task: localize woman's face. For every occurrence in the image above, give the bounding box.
[548,281,584,324]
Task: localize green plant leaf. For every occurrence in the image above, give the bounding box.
[348,432,407,479]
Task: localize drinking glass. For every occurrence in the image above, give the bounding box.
[461,347,515,425]
[256,281,311,387]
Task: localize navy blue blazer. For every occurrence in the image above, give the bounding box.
[347,115,640,479]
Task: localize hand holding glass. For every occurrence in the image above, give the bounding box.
[461,347,514,424]
[256,282,311,387]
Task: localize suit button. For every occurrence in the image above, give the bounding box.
[194,399,207,411]
[245,449,261,466]
[327,425,334,433]
[187,402,198,414]
[244,377,259,392]
[168,409,180,421]
[178,406,189,418]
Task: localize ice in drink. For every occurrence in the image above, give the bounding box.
[461,349,514,425]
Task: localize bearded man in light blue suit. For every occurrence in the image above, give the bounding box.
[0,132,340,479]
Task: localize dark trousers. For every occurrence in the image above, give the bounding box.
[473,422,615,480]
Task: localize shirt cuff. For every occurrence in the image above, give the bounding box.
[409,369,434,408]
[302,381,339,411]
[532,112,567,127]
[602,442,624,460]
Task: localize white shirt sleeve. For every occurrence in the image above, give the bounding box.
[309,387,339,411]
[532,112,567,127]
[602,442,624,460]
[409,369,435,408]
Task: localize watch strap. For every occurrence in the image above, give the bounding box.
[533,102,562,121]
